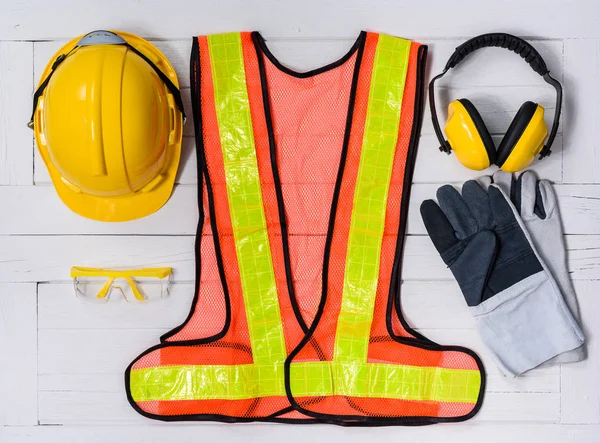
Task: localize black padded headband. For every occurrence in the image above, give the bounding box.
[28,36,186,129]
[429,32,562,159]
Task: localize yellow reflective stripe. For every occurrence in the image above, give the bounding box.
[129,34,481,407]
[207,32,286,364]
[334,35,411,362]
[130,364,284,401]
[130,363,480,403]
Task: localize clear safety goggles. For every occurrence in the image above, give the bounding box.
[70,267,172,303]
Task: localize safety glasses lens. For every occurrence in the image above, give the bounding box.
[73,275,170,303]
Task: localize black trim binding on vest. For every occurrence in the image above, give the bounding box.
[281,28,367,424]
[125,34,486,426]
[281,40,486,426]
[125,35,319,424]
[125,37,300,423]
[252,31,310,334]
[253,31,363,78]
[252,31,363,362]
[252,32,330,364]
[159,37,231,345]
[388,45,434,344]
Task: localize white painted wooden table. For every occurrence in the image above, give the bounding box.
[1,1,599,441]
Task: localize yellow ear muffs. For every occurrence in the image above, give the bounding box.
[445,99,496,171]
[497,101,548,173]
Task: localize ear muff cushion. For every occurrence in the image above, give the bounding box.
[496,101,539,167]
[457,98,496,165]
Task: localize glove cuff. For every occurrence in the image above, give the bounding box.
[470,271,584,377]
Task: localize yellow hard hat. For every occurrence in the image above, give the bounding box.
[31,30,185,222]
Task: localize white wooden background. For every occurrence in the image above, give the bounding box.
[1,1,599,441]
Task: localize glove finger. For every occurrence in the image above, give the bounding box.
[515,170,538,218]
[420,199,459,254]
[489,184,520,229]
[436,185,478,239]
[492,170,515,203]
[477,175,492,190]
[537,179,557,219]
[461,180,493,230]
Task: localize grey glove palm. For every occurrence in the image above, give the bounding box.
[421,180,585,377]
[480,170,586,364]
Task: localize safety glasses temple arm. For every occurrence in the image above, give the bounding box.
[428,69,450,153]
[541,73,563,158]
[124,276,146,301]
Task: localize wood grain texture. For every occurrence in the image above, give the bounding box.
[0,42,33,185]
[0,234,599,283]
[15,180,600,236]
[1,0,599,438]
[560,280,600,424]
[31,38,564,186]
[2,424,600,443]
[0,284,38,425]
[2,0,600,40]
[563,39,600,183]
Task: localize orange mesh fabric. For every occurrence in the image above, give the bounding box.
[126,31,484,425]
[286,35,483,421]
[128,34,297,420]
[262,43,358,330]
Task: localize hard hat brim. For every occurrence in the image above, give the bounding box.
[45,143,181,222]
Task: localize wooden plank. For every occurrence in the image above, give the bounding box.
[3,424,600,443]
[413,134,563,184]
[36,327,559,424]
[407,182,600,236]
[0,235,196,283]
[473,393,560,423]
[565,235,600,280]
[563,39,600,183]
[35,133,563,187]
[0,284,38,425]
[0,42,33,185]
[33,40,192,88]
[9,180,600,236]
[33,39,563,89]
[36,328,557,390]
[561,280,600,424]
[0,234,598,283]
[0,185,200,235]
[32,38,564,184]
[35,328,495,378]
[36,389,558,424]
[2,0,599,40]
[38,283,195,330]
[36,280,559,397]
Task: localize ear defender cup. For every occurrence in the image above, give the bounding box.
[497,101,548,172]
[445,98,496,170]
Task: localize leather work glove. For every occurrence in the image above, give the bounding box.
[478,170,586,364]
[420,180,585,377]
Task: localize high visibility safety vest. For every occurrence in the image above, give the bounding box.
[126,31,485,425]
